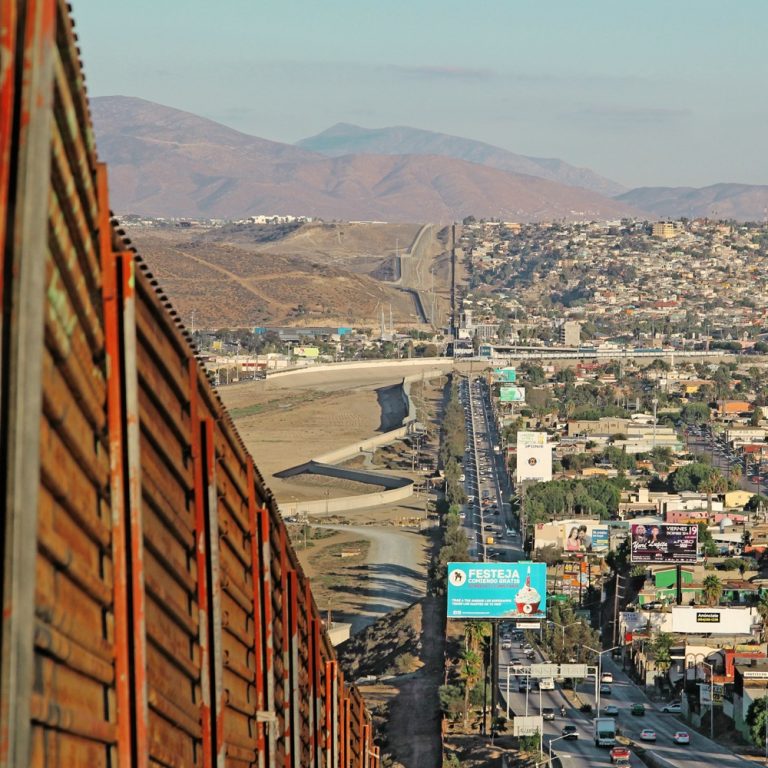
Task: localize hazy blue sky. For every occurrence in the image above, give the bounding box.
[72,0,766,189]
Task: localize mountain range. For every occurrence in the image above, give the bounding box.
[296,122,626,197]
[90,96,638,222]
[616,184,768,221]
[90,96,768,222]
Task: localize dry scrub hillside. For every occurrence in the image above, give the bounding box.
[129,227,418,328]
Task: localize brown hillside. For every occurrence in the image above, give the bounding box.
[93,96,642,223]
[129,230,418,328]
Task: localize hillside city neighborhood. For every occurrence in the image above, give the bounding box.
[189,216,768,379]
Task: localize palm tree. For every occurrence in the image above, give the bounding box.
[459,648,482,728]
[701,470,727,515]
[463,620,486,654]
[702,574,724,607]
[756,592,768,642]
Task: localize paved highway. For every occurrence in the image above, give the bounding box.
[459,376,750,767]
[498,647,752,768]
[460,376,521,564]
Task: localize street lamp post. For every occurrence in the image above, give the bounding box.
[585,645,620,716]
[550,620,581,659]
[548,734,569,768]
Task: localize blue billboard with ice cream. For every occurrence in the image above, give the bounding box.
[446,562,547,619]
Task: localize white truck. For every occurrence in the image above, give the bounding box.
[593,717,616,747]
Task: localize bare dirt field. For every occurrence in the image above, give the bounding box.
[221,363,447,624]
[221,363,449,502]
[128,221,440,328]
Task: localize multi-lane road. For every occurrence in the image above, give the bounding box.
[458,375,752,768]
[460,376,521,564]
[499,649,751,768]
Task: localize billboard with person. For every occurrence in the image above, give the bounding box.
[447,562,546,619]
[630,523,698,564]
[534,520,610,554]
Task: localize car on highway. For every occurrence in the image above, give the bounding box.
[561,725,578,740]
[661,701,682,713]
[631,703,646,716]
[639,728,656,742]
[604,705,620,717]
[600,683,612,695]
[609,746,630,762]
[672,731,690,745]
[542,707,555,721]
[601,672,613,684]
[501,638,512,650]
[614,759,631,768]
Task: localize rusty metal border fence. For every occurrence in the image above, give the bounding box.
[0,2,379,766]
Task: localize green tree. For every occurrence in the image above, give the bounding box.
[700,470,728,514]
[746,696,768,748]
[702,574,723,606]
[518,731,541,755]
[681,402,710,424]
[459,648,483,728]
[756,592,768,642]
[650,632,674,673]
[746,494,768,512]
[668,462,717,492]
[520,363,546,385]
[698,523,717,557]
[438,684,464,722]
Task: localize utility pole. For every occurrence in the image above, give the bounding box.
[612,574,623,647]
[490,622,499,737]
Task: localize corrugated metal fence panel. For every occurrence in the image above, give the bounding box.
[1,1,379,767]
[35,0,117,747]
[211,423,258,766]
[133,261,203,767]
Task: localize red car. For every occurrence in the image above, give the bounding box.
[610,746,630,762]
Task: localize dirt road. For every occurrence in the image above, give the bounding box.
[320,525,428,634]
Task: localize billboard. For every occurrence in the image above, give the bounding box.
[494,367,517,383]
[513,716,541,737]
[447,562,547,619]
[591,526,609,552]
[500,385,526,403]
[293,346,319,358]
[671,606,758,635]
[534,520,609,554]
[564,523,609,554]
[629,523,698,564]
[516,431,552,483]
